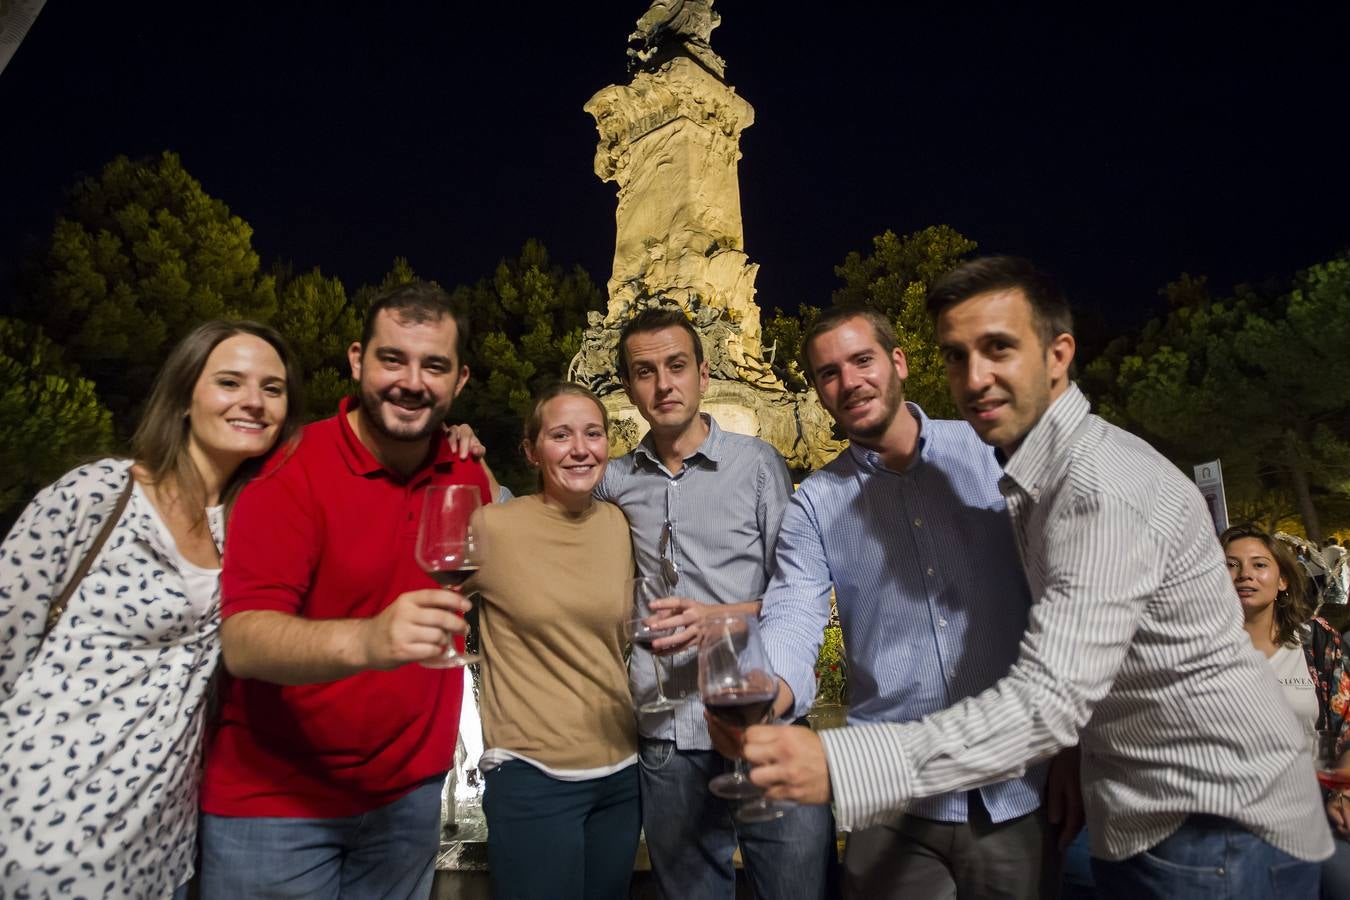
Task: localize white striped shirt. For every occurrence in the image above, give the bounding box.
[820,384,1333,862]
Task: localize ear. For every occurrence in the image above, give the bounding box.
[697,358,710,395]
[452,364,470,398]
[1045,333,1076,384]
[521,438,539,468]
[891,346,909,383]
[348,342,364,380]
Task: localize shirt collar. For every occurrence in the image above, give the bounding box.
[1000,383,1090,498]
[634,412,724,470]
[845,402,931,474]
[335,395,455,480]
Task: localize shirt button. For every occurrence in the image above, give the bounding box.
[913,517,923,527]
[938,617,948,628]
[926,566,935,576]
[948,668,957,679]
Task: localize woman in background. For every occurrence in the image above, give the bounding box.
[1222,524,1350,899]
[0,320,302,898]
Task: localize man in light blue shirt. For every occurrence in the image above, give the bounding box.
[758,306,1066,898]
[596,307,834,900]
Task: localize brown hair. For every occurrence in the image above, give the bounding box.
[799,306,897,386]
[1220,523,1314,647]
[926,256,1073,348]
[617,306,703,381]
[131,320,304,527]
[360,280,469,364]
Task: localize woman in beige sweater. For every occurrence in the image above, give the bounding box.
[467,382,638,899]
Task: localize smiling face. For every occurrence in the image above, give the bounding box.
[936,288,1075,456]
[805,315,908,445]
[524,393,609,509]
[621,325,709,436]
[1226,536,1287,620]
[348,308,469,444]
[187,334,289,471]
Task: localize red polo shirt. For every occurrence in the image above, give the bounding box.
[201,397,490,817]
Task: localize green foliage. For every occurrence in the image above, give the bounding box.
[813,624,847,706]
[762,304,820,391]
[453,241,607,494]
[1082,258,1350,538]
[19,152,275,434]
[272,264,361,420]
[0,318,116,528]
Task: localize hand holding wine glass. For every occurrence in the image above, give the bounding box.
[415,484,485,668]
[698,612,792,821]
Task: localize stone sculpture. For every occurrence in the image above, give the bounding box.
[575,4,845,471]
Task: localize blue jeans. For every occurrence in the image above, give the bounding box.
[638,737,836,900]
[1322,834,1350,899]
[483,759,640,899]
[198,776,444,899]
[1091,815,1319,900]
[1059,828,1096,899]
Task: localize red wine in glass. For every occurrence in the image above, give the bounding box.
[416,484,484,668]
[627,575,683,714]
[426,565,481,590]
[704,687,778,730]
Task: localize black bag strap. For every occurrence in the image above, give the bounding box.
[42,478,135,639]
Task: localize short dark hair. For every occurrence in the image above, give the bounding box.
[360,280,469,363]
[799,306,896,386]
[925,256,1072,347]
[617,307,703,381]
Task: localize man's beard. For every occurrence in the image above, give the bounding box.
[358,385,453,443]
[842,373,905,443]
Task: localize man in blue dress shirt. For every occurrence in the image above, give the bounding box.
[756,305,1074,898]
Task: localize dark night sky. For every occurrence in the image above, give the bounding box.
[2,3,1347,333]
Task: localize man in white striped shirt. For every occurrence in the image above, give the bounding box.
[743,257,1331,898]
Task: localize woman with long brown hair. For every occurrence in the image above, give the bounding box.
[0,320,302,898]
[1222,523,1350,898]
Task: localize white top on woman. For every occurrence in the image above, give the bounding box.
[0,459,223,898]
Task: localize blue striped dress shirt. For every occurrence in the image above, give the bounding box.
[597,415,792,751]
[761,403,1046,824]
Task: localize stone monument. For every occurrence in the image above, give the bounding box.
[571,0,844,470]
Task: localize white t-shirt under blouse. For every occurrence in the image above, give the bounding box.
[1269,642,1318,754]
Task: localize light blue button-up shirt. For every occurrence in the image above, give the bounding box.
[597,415,792,751]
[761,403,1046,823]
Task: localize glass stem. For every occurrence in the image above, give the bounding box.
[650,653,669,703]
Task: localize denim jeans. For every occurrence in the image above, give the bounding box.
[483,759,640,899]
[1091,815,1319,900]
[198,776,444,899]
[638,737,836,900]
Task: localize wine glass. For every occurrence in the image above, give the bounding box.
[698,613,792,822]
[625,575,684,714]
[415,484,484,668]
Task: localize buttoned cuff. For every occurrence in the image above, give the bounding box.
[820,722,915,830]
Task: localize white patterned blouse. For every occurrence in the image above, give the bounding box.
[0,459,223,898]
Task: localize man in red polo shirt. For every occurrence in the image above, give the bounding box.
[199,281,492,898]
